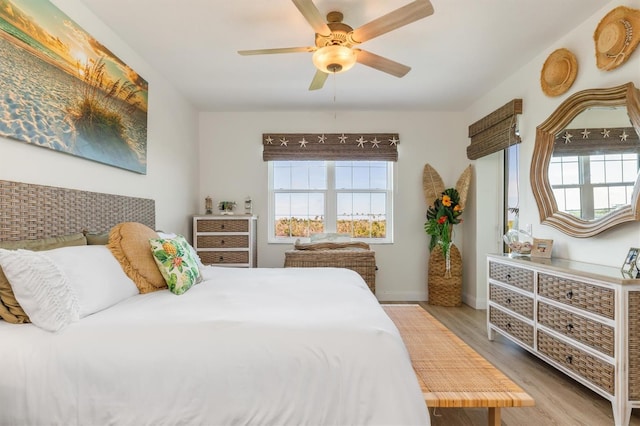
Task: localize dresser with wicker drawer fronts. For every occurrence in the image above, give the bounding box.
[193,215,257,267]
[487,254,640,426]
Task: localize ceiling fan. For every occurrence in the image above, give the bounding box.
[238,0,434,90]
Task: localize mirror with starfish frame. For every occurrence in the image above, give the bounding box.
[531,82,640,237]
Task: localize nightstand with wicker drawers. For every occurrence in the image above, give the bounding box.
[193,215,257,267]
[487,254,640,426]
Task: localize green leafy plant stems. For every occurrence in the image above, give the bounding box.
[424,188,463,261]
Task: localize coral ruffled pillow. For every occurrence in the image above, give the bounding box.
[149,235,201,295]
[108,222,166,293]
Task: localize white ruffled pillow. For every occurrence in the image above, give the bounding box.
[0,249,79,332]
[0,245,139,331]
[44,245,139,318]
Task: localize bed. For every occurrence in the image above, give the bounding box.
[0,180,430,425]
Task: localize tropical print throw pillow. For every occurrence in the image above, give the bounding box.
[149,235,201,295]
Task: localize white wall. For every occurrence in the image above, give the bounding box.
[9,1,638,307]
[466,0,640,308]
[197,0,640,306]
[0,0,199,236]
[198,110,469,301]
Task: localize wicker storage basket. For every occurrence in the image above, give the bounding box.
[284,248,376,293]
[428,244,462,307]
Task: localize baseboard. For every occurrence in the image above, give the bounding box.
[463,293,487,309]
[376,290,427,302]
[377,291,488,308]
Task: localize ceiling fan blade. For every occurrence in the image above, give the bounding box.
[238,46,316,56]
[351,0,434,43]
[292,0,331,36]
[355,49,411,77]
[308,70,329,90]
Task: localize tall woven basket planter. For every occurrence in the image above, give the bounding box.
[428,244,462,307]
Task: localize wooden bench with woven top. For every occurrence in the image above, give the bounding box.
[383,304,534,426]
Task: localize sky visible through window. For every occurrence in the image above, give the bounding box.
[549,153,638,219]
[274,161,388,220]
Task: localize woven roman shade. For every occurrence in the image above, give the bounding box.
[262,133,399,161]
[467,99,522,160]
[553,127,640,156]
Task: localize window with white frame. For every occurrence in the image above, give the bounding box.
[549,153,638,220]
[268,160,393,243]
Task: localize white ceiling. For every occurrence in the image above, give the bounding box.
[80,0,606,112]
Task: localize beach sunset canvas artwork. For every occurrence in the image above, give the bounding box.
[0,0,148,174]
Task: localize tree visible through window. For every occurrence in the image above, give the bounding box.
[269,161,393,242]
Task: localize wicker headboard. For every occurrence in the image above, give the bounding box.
[0,180,155,242]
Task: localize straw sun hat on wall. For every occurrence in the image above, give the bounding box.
[594,6,640,71]
[540,48,578,97]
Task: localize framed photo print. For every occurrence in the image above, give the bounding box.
[531,238,553,258]
[621,247,640,278]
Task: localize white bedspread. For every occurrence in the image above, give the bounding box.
[0,267,429,426]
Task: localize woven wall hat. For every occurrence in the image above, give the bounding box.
[594,6,640,71]
[540,48,578,97]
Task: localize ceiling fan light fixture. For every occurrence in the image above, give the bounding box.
[312,45,357,74]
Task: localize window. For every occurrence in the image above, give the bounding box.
[504,144,520,236]
[268,160,393,243]
[549,153,639,220]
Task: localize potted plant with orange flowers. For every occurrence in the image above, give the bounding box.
[424,187,464,262]
[422,164,471,307]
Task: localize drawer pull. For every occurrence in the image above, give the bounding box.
[506,298,512,305]
[219,256,224,261]
[221,240,225,245]
[565,290,573,300]
[506,273,512,281]
[565,355,573,365]
[506,322,512,329]
[566,323,574,333]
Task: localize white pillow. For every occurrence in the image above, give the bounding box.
[0,249,79,332]
[310,233,351,243]
[44,245,139,318]
[157,232,204,268]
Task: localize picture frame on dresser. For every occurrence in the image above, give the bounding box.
[531,238,553,258]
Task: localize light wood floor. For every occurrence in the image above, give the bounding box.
[407,302,640,426]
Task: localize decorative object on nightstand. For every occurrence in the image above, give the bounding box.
[192,215,257,267]
[423,164,471,307]
[218,201,236,215]
[205,196,213,215]
[244,197,252,215]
